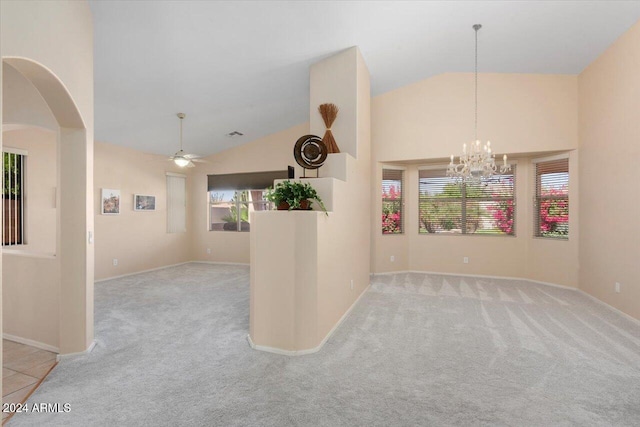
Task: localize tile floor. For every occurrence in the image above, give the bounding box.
[2,340,57,424]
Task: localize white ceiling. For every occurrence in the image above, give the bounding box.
[89,1,640,158]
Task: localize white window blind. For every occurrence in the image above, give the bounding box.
[167,174,186,233]
[534,158,569,239]
[3,150,26,246]
[419,167,516,235]
[382,169,403,234]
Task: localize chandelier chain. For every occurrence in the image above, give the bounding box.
[447,24,511,184]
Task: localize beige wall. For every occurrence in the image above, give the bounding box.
[94,142,191,280]
[373,73,578,162]
[189,122,308,264]
[2,62,58,131]
[2,128,57,254]
[1,0,95,353]
[578,21,640,320]
[3,254,59,350]
[371,73,580,288]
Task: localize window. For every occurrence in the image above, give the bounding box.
[419,167,516,235]
[382,169,403,234]
[209,190,271,232]
[534,157,568,239]
[167,173,186,233]
[3,149,26,246]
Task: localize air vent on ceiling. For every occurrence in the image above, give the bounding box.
[226,131,244,137]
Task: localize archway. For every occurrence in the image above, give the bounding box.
[2,57,94,355]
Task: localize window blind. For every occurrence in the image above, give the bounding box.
[382,169,403,234]
[534,158,568,238]
[3,151,25,246]
[167,174,186,233]
[207,167,294,191]
[418,167,516,235]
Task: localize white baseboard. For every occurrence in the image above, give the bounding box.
[191,260,250,267]
[3,333,59,353]
[372,269,578,291]
[95,262,191,283]
[577,289,640,327]
[373,269,640,325]
[56,340,96,361]
[247,284,371,356]
[96,261,250,283]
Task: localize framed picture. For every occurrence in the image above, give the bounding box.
[134,194,156,211]
[101,189,120,215]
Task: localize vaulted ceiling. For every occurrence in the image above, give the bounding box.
[89,1,640,158]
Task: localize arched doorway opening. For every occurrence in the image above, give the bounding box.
[2,57,94,357]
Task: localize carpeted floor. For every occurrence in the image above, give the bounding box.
[8,264,640,426]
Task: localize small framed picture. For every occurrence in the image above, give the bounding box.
[134,194,156,211]
[101,189,120,215]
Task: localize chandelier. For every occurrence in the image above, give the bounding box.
[447,24,510,183]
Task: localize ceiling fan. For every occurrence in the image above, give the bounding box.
[169,113,203,168]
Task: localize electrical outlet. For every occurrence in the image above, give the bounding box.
[113,258,118,266]
[390,255,395,262]
[463,257,469,264]
[206,248,211,254]
[350,279,354,290]
[615,282,621,293]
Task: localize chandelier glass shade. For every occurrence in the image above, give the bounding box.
[447,24,510,184]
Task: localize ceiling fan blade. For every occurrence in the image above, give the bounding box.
[187,161,196,168]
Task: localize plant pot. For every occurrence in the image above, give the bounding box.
[277,201,290,210]
[298,199,311,210]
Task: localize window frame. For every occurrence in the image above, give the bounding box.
[208,189,272,233]
[418,164,517,237]
[532,154,569,240]
[2,147,27,247]
[381,167,405,235]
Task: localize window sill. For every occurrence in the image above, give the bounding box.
[2,248,56,259]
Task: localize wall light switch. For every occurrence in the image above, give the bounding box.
[206,248,211,254]
[463,257,469,264]
[615,282,621,293]
[390,256,395,262]
[113,258,118,266]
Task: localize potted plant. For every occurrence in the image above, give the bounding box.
[265,180,328,215]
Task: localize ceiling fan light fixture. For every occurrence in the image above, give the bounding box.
[173,113,191,167]
[174,155,190,168]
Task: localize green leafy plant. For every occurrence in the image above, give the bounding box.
[265,180,328,215]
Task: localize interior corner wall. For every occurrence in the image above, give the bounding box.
[371,73,580,288]
[578,20,640,320]
[189,123,309,264]
[94,142,192,281]
[315,48,372,341]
